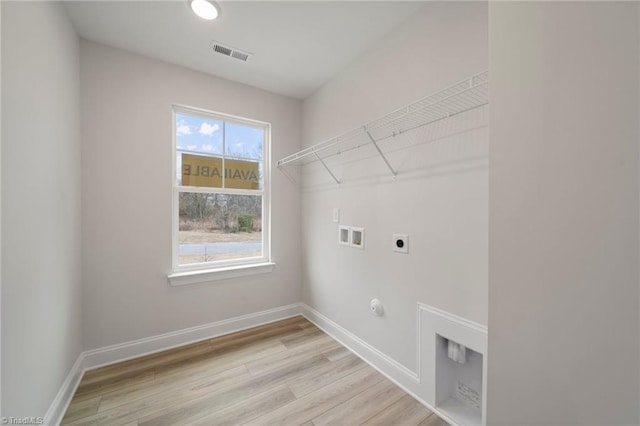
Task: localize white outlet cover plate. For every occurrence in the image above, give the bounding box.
[333,208,340,223]
[393,234,409,253]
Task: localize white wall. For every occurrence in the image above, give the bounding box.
[1,1,82,417]
[301,2,487,374]
[80,41,302,350]
[0,0,3,418]
[488,2,639,424]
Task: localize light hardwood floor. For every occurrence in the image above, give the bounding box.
[62,316,447,425]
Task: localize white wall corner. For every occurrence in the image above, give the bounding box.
[44,354,85,426]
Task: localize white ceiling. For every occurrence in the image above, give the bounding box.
[64,1,424,99]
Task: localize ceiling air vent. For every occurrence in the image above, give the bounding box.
[211,42,252,62]
[231,50,250,62]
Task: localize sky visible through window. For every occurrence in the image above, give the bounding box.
[176,113,263,183]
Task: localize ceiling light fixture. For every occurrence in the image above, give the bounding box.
[189,0,219,20]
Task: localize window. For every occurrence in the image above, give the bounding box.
[171,105,271,277]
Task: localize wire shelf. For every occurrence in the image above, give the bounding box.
[276,71,488,184]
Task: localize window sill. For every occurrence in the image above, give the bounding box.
[168,262,276,286]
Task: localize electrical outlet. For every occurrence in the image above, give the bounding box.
[332,208,340,223]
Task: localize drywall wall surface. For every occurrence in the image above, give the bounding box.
[1,0,4,418]
[488,2,639,424]
[301,2,487,373]
[1,1,82,417]
[80,41,302,350]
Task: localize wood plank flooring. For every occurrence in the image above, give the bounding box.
[62,316,447,426]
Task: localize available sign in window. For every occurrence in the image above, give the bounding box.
[181,153,259,190]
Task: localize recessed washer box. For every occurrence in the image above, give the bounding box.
[338,226,350,246]
[350,227,364,249]
[420,304,488,426]
[393,234,409,253]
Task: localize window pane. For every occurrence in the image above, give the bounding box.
[178,192,262,266]
[176,113,223,155]
[225,122,263,161]
[176,113,223,185]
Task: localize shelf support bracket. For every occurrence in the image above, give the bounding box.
[314,152,340,184]
[365,130,397,177]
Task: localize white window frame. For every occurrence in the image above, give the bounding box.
[169,105,272,284]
